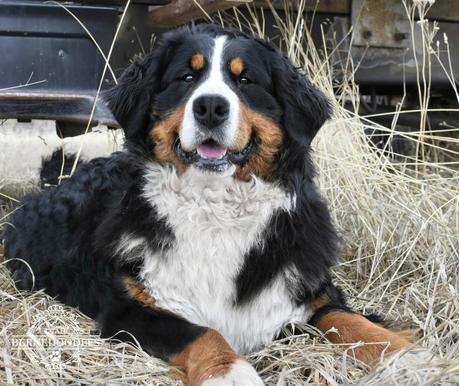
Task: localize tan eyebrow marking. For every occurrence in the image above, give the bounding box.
[190,53,205,71]
[229,57,244,76]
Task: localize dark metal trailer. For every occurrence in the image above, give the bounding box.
[0,0,458,137]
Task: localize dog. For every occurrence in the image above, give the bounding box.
[4,24,413,385]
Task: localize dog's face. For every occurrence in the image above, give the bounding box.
[106,25,330,181]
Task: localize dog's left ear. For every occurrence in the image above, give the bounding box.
[105,52,162,141]
[273,55,331,146]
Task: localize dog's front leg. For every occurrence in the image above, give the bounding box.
[310,306,414,365]
[99,277,263,386]
[170,329,264,386]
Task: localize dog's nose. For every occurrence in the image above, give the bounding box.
[193,95,229,129]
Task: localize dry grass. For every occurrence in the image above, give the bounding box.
[1,0,459,384]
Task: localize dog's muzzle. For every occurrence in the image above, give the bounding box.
[174,137,255,173]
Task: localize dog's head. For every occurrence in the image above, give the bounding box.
[106,24,330,181]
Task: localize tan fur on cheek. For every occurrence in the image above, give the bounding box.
[170,329,240,386]
[316,311,413,365]
[233,104,283,181]
[191,54,205,71]
[150,107,187,174]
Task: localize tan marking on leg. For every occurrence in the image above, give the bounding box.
[170,329,240,386]
[232,104,283,181]
[229,57,244,76]
[123,276,185,321]
[123,276,156,307]
[150,107,188,174]
[316,311,413,365]
[191,54,205,71]
[309,293,332,313]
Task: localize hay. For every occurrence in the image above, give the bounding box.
[1,121,458,385]
[0,265,177,385]
[1,0,459,384]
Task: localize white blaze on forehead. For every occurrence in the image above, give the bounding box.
[180,35,240,150]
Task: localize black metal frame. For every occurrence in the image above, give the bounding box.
[0,0,170,134]
[0,0,458,137]
[0,1,126,131]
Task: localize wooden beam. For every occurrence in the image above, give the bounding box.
[253,0,350,14]
[148,0,252,27]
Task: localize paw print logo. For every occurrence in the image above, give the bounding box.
[49,350,61,363]
[40,350,65,370]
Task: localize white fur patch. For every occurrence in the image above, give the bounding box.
[201,359,264,386]
[114,234,147,262]
[137,163,311,354]
[180,35,240,150]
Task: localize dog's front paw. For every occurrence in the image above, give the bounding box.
[201,359,264,386]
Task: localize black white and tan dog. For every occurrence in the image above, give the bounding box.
[4,24,413,385]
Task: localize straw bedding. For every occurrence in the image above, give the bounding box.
[1,114,458,384]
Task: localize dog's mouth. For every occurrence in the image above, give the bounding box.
[173,137,255,173]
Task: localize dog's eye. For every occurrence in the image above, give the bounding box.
[239,76,251,85]
[183,74,194,82]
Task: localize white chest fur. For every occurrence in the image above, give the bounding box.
[131,164,311,354]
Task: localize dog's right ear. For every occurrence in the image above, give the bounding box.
[105,53,161,141]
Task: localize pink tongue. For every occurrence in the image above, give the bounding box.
[197,143,226,159]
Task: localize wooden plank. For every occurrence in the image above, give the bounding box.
[148,0,252,27]
[253,0,350,14]
[78,0,171,4]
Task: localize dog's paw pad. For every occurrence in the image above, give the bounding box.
[201,359,264,386]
